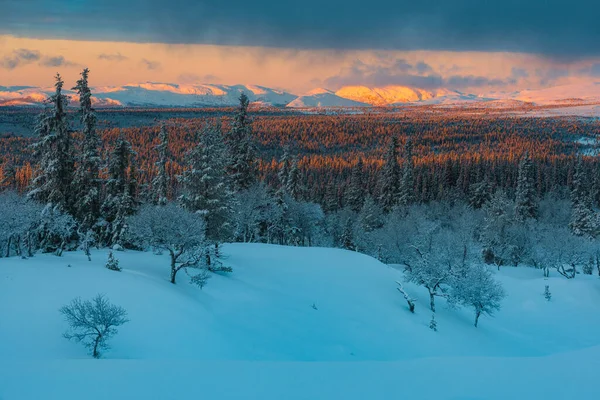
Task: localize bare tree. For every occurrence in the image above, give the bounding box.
[60,294,129,358]
[450,265,505,327]
[126,203,219,285]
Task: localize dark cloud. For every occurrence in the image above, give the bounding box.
[39,55,77,67]
[1,0,599,57]
[536,67,570,85]
[140,58,161,70]
[511,67,529,79]
[325,59,512,90]
[98,52,128,62]
[1,49,41,69]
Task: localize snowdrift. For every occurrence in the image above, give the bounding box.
[0,243,599,399]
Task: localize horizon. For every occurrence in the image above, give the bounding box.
[2,1,600,95]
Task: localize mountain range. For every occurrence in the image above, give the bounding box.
[2,82,600,109]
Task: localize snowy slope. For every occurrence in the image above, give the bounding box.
[286,88,369,108]
[0,243,599,398]
[0,83,297,107]
[335,85,434,105]
[513,82,600,104]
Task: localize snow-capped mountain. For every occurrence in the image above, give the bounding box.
[0,83,297,107]
[3,82,600,110]
[286,88,369,108]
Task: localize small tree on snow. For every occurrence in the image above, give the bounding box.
[544,285,552,301]
[429,313,437,332]
[450,265,505,328]
[126,203,225,285]
[105,251,121,271]
[60,294,129,358]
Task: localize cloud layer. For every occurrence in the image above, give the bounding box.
[2,0,600,57]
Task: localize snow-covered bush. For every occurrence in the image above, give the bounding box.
[126,203,214,285]
[60,294,129,358]
[105,251,121,271]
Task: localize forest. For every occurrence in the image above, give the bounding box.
[1,71,600,331]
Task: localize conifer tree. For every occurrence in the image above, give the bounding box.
[378,137,401,212]
[287,155,301,200]
[570,157,598,237]
[152,125,169,205]
[101,136,136,246]
[398,139,414,207]
[277,147,291,198]
[227,93,256,190]
[346,158,365,212]
[72,68,101,231]
[179,121,235,244]
[28,74,74,214]
[515,153,538,221]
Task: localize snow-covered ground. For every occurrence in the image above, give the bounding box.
[1,243,599,399]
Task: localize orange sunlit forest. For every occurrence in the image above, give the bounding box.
[1,107,598,208]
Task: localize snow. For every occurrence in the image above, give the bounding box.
[1,243,599,398]
[286,89,369,108]
[0,83,297,108]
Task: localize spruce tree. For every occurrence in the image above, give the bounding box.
[515,153,538,221]
[72,68,102,231]
[101,136,136,246]
[287,155,301,200]
[227,93,257,190]
[570,157,598,237]
[28,74,74,214]
[378,137,400,212]
[277,147,291,198]
[152,125,169,205]
[179,121,235,244]
[346,158,365,212]
[398,139,414,207]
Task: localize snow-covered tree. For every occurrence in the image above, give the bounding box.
[226,93,257,190]
[179,122,235,245]
[468,179,492,209]
[126,203,223,285]
[39,205,77,256]
[152,125,169,206]
[72,68,102,233]
[28,74,75,214]
[450,265,505,327]
[234,183,274,243]
[346,158,365,212]
[480,189,516,268]
[570,158,598,237]
[287,155,302,200]
[357,195,383,233]
[101,136,137,246]
[515,153,538,221]
[378,137,400,212]
[60,294,129,358]
[398,139,414,207]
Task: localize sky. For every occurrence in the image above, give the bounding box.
[1,0,600,94]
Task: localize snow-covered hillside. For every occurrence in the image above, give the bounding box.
[0,244,598,398]
[286,88,369,108]
[0,83,296,107]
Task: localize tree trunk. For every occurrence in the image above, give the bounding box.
[474,310,481,328]
[93,334,101,358]
[5,235,11,257]
[429,291,436,313]
[170,251,177,284]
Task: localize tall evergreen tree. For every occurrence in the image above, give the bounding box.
[515,153,538,221]
[570,157,597,237]
[287,155,301,200]
[72,68,101,231]
[179,122,235,244]
[346,158,365,212]
[398,139,414,206]
[378,137,401,212]
[152,125,169,205]
[276,147,291,199]
[227,93,257,190]
[28,74,74,213]
[101,136,136,246]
